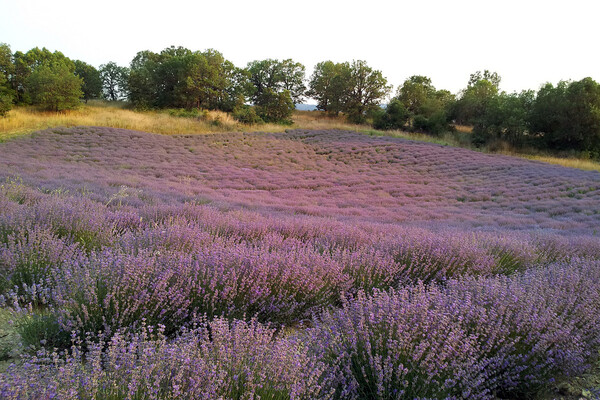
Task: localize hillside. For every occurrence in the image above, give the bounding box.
[0,127,599,398]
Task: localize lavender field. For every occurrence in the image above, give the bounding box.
[0,127,599,399]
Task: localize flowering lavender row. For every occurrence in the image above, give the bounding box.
[1,127,599,232]
[308,260,600,399]
[2,261,599,399]
[0,318,332,400]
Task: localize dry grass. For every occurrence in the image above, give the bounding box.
[0,102,296,141]
[1,103,599,173]
[0,105,371,142]
[509,153,600,172]
[291,110,372,131]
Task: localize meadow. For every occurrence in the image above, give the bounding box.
[0,126,599,399]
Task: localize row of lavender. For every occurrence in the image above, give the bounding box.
[2,260,599,399]
[0,127,599,398]
[1,187,598,331]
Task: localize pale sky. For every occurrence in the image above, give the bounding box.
[1,0,599,100]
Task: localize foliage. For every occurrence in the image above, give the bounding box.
[343,60,391,123]
[395,75,436,115]
[255,88,295,124]
[529,78,600,153]
[377,76,453,134]
[372,99,409,130]
[99,61,129,101]
[453,70,501,125]
[0,94,11,117]
[26,62,83,111]
[12,47,75,104]
[73,60,102,103]
[307,61,350,114]
[0,44,14,84]
[0,43,15,116]
[232,104,263,124]
[246,58,306,105]
[128,46,249,112]
[471,90,534,147]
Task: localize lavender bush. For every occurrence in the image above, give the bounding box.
[309,260,600,399]
[0,318,332,399]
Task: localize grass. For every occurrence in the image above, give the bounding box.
[510,153,600,172]
[0,101,293,141]
[1,102,599,173]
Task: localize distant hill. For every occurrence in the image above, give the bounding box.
[295,104,318,111]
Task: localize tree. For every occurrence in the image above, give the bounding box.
[453,71,501,125]
[373,99,409,130]
[100,62,129,101]
[468,70,501,90]
[396,75,436,115]
[128,47,249,111]
[0,43,14,116]
[247,58,306,104]
[183,49,248,111]
[255,88,295,123]
[74,60,102,102]
[529,78,600,152]
[12,47,75,104]
[0,72,12,116]
[128,50,161,109]
[27,62,83,111]
[471,90,533,147]
[0,43,14,87]
[343,60,391,123]
[278,59,306,104]
[307,61,350,114]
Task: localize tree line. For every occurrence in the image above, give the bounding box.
[1,43,599,156]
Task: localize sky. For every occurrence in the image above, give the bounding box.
[1,0,599,100]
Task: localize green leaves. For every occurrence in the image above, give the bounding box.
[74,60,102,102]
[308,60,390,122]
[99,61,129,101]
[247,58,306,105]
[27,62,83,111]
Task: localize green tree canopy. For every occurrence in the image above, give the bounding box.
[255,88,295,123]
[471,90,534,147]
[343,60,391,123]
[453,70,501,125]
[247,58,306,105]
[529,78,600,152]
[27,62,83,111]
[395,75,436,115]
[74,60,102,102]
[100,62,129,101]
[307,61,350,114]
[0,43,14,116]
[128,47,248,111]
[12,47,75,104]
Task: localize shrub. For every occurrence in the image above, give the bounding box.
[372,99,408,130]
[1,318,332,400]
[308,261,600,399]
[0,227,79,305]
[256,88,294,124]
[232,105,263,125]
[27,63,83,111]
[0,94,12,117]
